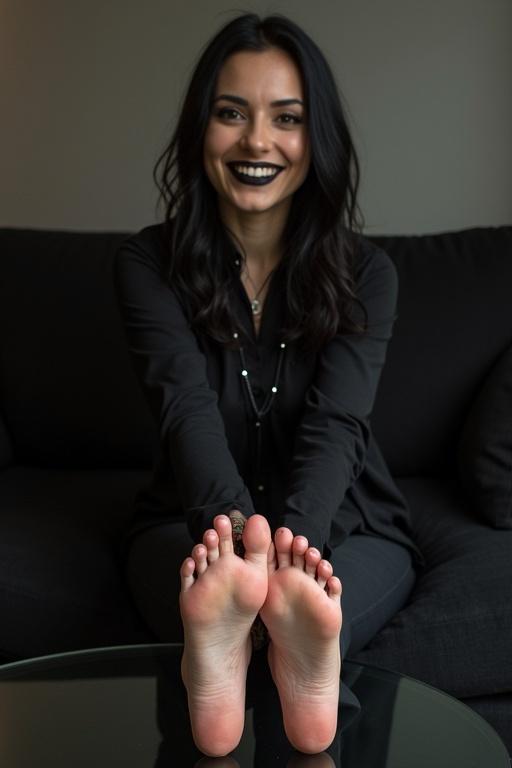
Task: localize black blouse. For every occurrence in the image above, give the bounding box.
[114,222,422,568]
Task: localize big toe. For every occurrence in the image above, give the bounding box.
[243,514,272,563]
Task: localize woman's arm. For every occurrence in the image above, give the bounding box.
[275,242,399,554]
[113,228,255,543]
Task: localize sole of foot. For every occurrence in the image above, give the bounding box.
[179,513,271,757]
[260,528,342,754]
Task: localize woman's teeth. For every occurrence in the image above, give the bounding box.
[234,165,278,177]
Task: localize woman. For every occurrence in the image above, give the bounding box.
[114,12,423,758]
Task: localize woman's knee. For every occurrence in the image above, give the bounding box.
[331,535,416,658]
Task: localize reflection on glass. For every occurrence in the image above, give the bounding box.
[0,646,508,768]
[154,647,345,766]
[193,752,336,767]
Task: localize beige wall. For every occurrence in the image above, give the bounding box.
[1,0,510,234]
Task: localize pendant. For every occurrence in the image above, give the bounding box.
[251,299,261,315]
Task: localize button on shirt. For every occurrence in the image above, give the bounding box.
[113,223,422,567]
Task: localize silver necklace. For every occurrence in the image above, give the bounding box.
[242,265,277,316]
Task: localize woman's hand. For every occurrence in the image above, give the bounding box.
[228,509,269,649]
[229,509,247,556]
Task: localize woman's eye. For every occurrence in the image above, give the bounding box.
[277,113,302,125]
[216,107,241,120]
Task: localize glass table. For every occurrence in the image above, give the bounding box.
[0,643,508,767]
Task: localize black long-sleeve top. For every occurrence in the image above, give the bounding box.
[113,222,422,568]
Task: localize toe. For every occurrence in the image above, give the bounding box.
[316,559,332,590]
[180,557,195,591]
[214,515,234,555]
[193,543,208,576]
[305,547,321,578]
[243,514,272,565]
[204,529,220,563]
[274,527,294,568]
[292,536,308,570]
[327,576,342,603]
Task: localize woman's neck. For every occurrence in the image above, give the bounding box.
[219,199,290,270]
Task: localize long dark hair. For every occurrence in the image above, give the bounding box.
[153,12,367,356]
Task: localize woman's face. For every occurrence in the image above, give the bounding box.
[203,47,311,220]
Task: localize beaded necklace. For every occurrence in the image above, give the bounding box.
[232,331,287,493]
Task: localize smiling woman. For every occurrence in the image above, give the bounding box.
[116,11,421,758]
[150,12,367,356]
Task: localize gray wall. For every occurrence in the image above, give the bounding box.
[1,0,510,235]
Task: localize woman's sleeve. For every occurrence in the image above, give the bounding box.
[275,242,399,554]
[113,231,256,543]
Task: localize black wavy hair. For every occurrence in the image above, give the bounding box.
[153,11,367,356]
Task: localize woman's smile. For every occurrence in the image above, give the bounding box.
[227,161,285,185]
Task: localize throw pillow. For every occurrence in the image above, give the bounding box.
[457,342,512,528]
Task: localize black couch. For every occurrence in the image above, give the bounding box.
[0,225,511,752]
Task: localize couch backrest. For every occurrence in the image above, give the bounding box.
[0,228,158,469]
[369,227,512,475]
[0,226,511,474]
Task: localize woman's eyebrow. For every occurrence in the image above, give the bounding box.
[213,94,303,107]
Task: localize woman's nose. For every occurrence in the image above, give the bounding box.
[239,116,272,151]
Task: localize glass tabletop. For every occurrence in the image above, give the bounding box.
[0,643,508,767]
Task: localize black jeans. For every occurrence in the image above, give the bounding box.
[124,522,416,730]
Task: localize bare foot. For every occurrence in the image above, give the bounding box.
[260,529,342,754]
[179,514,271,757]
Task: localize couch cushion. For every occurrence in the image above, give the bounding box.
[0,467,154,659]
[457,342,512,529]
[351,476,512,699]
[368,227,512,476]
